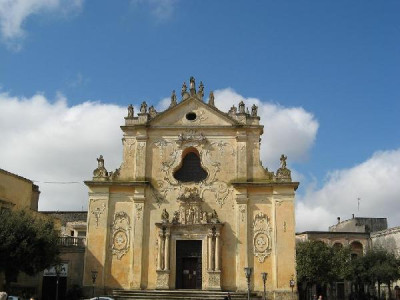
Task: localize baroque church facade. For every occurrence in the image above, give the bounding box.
[83,78,298,298]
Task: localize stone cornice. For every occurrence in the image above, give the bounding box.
[84,180,149,187]
[231,181,300,191]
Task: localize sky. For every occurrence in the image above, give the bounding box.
[0,0,399,232]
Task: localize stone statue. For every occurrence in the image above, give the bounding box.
[170,90,177,107]
[280,154,287,169]
[172,211,180,224]
[97,155,104,168]
[93,155,108,178]
[140,101,147,113]
[197,81,204,99]
[201,211,208,224]
[210,209,220,224]
[208,91,215,106]
[190,76,196,92]
[149,105,156,118]
[239,101,245,113]
[161,209,169,223]
[228,105,237,115]
[127,104,134,118]
[246,107,249,114]
[181,82,187,95]
[251,104,258,117]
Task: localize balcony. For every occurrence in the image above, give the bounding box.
[57,236,86,248]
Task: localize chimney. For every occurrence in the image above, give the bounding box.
[337,217,340,224]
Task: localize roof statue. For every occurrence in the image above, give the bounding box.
[181,81,189,100]
[238,101,245,113]
[149,105,157,118]
[189,76,196,95]
[280,154,287,169]
[251,104,258,117]
[140,101,147,114]
[276,154,291,182]
[208,91,215,106]
[170,90,177,108]
[127,104,134,118]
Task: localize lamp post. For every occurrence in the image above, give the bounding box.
[54,264,63,300]
[244,267,252,300]
[261,272,268,300]
[91,270,98,298]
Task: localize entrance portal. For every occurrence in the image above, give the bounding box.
[176,240,202,289]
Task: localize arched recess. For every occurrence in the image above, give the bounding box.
[350,241,363,258]
[333,242,343,250]
[173,147,208,182]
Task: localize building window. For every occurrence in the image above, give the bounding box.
[173,149,208,182]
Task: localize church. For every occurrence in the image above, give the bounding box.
[83,77,298,299]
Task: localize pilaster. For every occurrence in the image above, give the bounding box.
[236,132,247,180]
[131,187,145,289]
[235,190,249,291]
[135,135,147,180]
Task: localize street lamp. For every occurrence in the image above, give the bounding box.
[261,272,268,300]
[244,267,252,300]
[91,270,98,297]
[54,264,63,300]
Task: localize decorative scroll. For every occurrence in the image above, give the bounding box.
[253,212,272,263]
[177,129,207,147]
[111,212,131,260]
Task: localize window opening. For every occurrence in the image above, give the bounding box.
[173,151,208,182]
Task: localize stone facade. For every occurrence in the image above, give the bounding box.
[83,78,299,297]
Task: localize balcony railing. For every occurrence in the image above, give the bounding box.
[58,236,86,247]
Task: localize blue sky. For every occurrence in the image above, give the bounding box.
[0,1,399,230]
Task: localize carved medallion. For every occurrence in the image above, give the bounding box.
[253,212,272,263]
[111,212,131,260]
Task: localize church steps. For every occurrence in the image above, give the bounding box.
[110,289,262,300]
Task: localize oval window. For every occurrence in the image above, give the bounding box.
[186,112,197,121]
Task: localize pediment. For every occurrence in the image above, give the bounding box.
[149,96,238,127]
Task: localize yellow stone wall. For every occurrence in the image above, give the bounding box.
[0,168,39,211]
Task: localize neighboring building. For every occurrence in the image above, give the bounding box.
[0,168,40,211]
[83,78,299,299]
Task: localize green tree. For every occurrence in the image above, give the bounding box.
[296,241,351,299]
[0,209,60,289]
[350,248,400,299]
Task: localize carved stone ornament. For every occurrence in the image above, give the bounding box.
[93,155,108,179]
[91,203,106,228]
[177,129,207,147]
[208,271,221,289]
[156,270,170,289]
[253,212,272,263]
[111,212,131,260]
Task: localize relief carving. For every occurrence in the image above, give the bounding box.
[238,204,246,222]
[91,203,106,228]
[111,211,131,260]
[253,212,272,263]
[135,203,143,220]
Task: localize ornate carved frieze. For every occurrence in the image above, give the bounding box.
[111,212,131,260]
[91,203,106,228]
[177,129,207,147]
[253,212,272,263]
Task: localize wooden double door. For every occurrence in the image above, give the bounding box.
[176,240,202,289]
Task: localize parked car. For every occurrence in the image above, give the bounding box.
[7,296,22,300]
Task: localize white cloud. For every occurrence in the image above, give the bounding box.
[0,91,126,211]
[296,149,400,232]
[130,0,177,21]
[212,88,319,169]
[0,0,83,50]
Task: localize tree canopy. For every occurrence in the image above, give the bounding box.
[0,209,60,287]
[296,240,351,287]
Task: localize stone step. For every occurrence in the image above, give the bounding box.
[111,289,262,300]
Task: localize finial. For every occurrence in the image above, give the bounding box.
[170,90,177,107]
[127,104,134,118]
[140,101,147,113]
[238,101,245,113]
[197,81,204,100]
[251,104,258,117]
[181,82,189,100]
[209,91,215,106]
[189,76,196,95]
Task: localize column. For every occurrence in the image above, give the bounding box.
[208,229,214,271]
[164,229,170,271]
[215,231,220,271]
